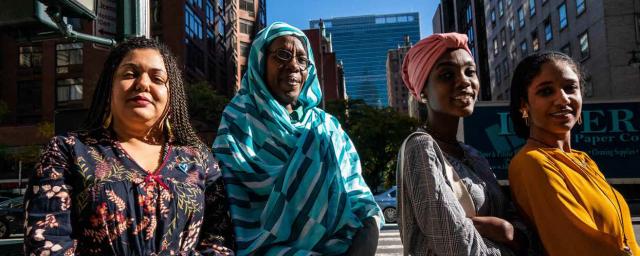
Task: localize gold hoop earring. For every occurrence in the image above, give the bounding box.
[165,116,174,142]
[103,112,112,129]
[522,109,530,127]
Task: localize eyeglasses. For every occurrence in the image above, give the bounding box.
[269,48,312,71]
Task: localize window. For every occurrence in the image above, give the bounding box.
[529,0,536,17]
[495,65,502,85]
[508,17,515,37]
[186,40,204,72]
[185,6,203,39]
[240,19,253,35]
[466,5,472,24]
[518,7,525,28]
[207,28,215,50]
[217,19,225,36]
[500,28,506,48]
[493,38,499,56]
[240,0,254,15]
[498,0,504,17]
[544,18,553,42]
[576,0,585,15]
[467,26,475,46]
[56,43,83,74]
[532,30,540,51]
[188,0,203,8]
[520,40,528,56]
[510,47,517,65]
[579,31,589,59]
[17,81,41,114]
[561,43,571,56]
[206,1,214,24]
[56,78,83,103]
[507,0,512,6]
[491,9,496,27]
[19,46,42,69]
[502,58,509,78]
[558,2,567,29]
[240,42,250,58]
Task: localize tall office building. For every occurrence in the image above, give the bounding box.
[386,35,413,114]
[433,0,492,101]
[484,0,640,100]
[311,13,420,107]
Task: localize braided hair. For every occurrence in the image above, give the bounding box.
[83,37,205,149]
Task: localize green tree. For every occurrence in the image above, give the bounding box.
[185,81,230,145]
[325,99,419,193]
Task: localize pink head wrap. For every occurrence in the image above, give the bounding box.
[401,33,472,99]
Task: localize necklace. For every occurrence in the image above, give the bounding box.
[563,153,632,256]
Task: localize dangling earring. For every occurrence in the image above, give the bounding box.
[420,93,428,104]
[165,116,174,142]
[577,114,583,125]
[103,112,112,129]
[522,109,530,127]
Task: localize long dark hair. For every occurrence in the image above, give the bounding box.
[509,51,584,138]
[84,37,205,148]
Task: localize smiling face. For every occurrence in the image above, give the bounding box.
[264,35,309,111]
[110,48,169,131]
[523,60,582,139]
[423,48,479,118]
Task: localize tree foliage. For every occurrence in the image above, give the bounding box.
[325,99,419,193]
[185,81,230,144]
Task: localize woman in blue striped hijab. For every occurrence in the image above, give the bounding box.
[213,22,383,255]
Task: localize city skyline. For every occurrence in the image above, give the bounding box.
[266,0,438,37]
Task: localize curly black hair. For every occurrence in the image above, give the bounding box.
[83,37,205,148]
[509,51,585,138]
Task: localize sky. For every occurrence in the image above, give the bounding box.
[266,0,440,38]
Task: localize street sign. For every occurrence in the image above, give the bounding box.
[96,0,117,39]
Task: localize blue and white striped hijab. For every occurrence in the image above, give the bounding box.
[213,22,383,255]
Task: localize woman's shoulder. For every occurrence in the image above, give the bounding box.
[45,129,108,150]
[509,146,563,182]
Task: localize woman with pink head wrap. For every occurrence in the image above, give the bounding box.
[396,33,535,255]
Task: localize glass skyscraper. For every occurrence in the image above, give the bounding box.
[311,13,420,107]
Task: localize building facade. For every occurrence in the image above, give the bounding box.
[484,0,640,100]
[303,22,347,109]
[433,0,492,101]
[386,35,412,114]
[0,0,265,181]
[310,13,420,108]
[153,0,265,95]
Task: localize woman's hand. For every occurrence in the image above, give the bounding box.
[471,216,514,243]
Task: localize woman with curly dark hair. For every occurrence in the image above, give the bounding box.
[24,37,234,255]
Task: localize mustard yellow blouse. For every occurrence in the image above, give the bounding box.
[509,146,640,256]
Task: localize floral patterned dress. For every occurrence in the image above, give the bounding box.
[24,129,235,255]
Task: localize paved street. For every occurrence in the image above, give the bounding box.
[378,220,640,255]
[376,223,402,255]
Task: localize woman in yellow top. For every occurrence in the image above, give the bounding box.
[508,51,639,256]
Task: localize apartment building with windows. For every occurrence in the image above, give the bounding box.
[485,0,640,100]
